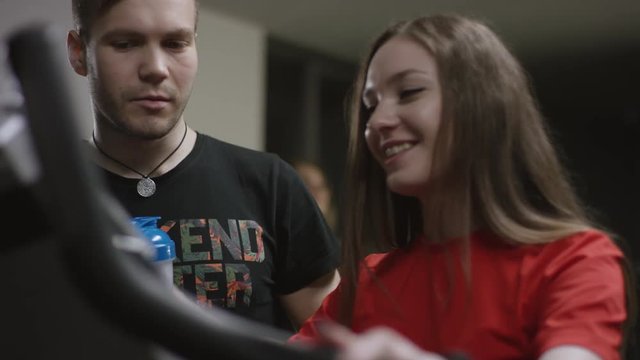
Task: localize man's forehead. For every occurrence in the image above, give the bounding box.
[92,0,197,34]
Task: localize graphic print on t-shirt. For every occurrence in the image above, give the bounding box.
[160,218,265,309]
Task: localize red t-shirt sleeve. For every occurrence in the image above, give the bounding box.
[533,232,627,360]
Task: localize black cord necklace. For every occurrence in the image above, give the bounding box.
[92,124,188,198]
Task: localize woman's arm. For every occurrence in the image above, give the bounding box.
[319,324,446,360]
[539,345,601,360]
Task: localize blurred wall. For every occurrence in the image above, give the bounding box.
[187,9,265,150]
[0,0,266,150]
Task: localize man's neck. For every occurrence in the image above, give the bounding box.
[90,122,196,178]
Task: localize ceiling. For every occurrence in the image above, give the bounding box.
[202,0,640,63]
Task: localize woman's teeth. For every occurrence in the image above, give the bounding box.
[385,143,412,157]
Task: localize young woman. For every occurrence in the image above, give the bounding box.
[291,14,636,360]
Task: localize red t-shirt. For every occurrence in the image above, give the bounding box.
[291,230,627,360]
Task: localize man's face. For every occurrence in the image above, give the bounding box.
[81,0,198,139]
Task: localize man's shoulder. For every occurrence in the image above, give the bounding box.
[198,133,280,164]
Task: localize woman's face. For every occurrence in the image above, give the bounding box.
[363,36,443,199]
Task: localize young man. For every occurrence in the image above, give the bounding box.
[67,0,340,331]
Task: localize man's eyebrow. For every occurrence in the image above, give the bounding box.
[101,29,143,40]
[100,28,195,40]
[165,28,196,38]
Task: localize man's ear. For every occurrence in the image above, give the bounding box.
[67,30,87,76]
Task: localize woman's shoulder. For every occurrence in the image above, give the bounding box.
[467,229,625,282]
[514,229,625,285]
[481,228,623,259]
[538,229,623,260]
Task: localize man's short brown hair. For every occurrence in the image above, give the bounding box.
[71,0,199,40]
[71,0,121,40]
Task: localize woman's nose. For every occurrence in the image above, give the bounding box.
[366,102,399,134]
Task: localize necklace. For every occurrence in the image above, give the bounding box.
[92,124,188,198]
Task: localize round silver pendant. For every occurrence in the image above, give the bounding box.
[137,177,156,197]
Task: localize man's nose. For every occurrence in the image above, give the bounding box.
[139,46,169,84]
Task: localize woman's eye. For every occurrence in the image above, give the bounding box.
[399,88,424,99]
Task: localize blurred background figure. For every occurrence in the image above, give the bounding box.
[292,160,338,234]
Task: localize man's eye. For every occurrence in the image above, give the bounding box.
[111,41,136,50]
[164,40,189,50]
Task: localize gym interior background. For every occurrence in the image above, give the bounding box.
[2,0,638,277]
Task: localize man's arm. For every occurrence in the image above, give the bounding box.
[279,270,340,328]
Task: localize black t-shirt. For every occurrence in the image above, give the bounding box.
[100,133,340,331]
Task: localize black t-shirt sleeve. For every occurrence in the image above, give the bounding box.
[272,158,340,295]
